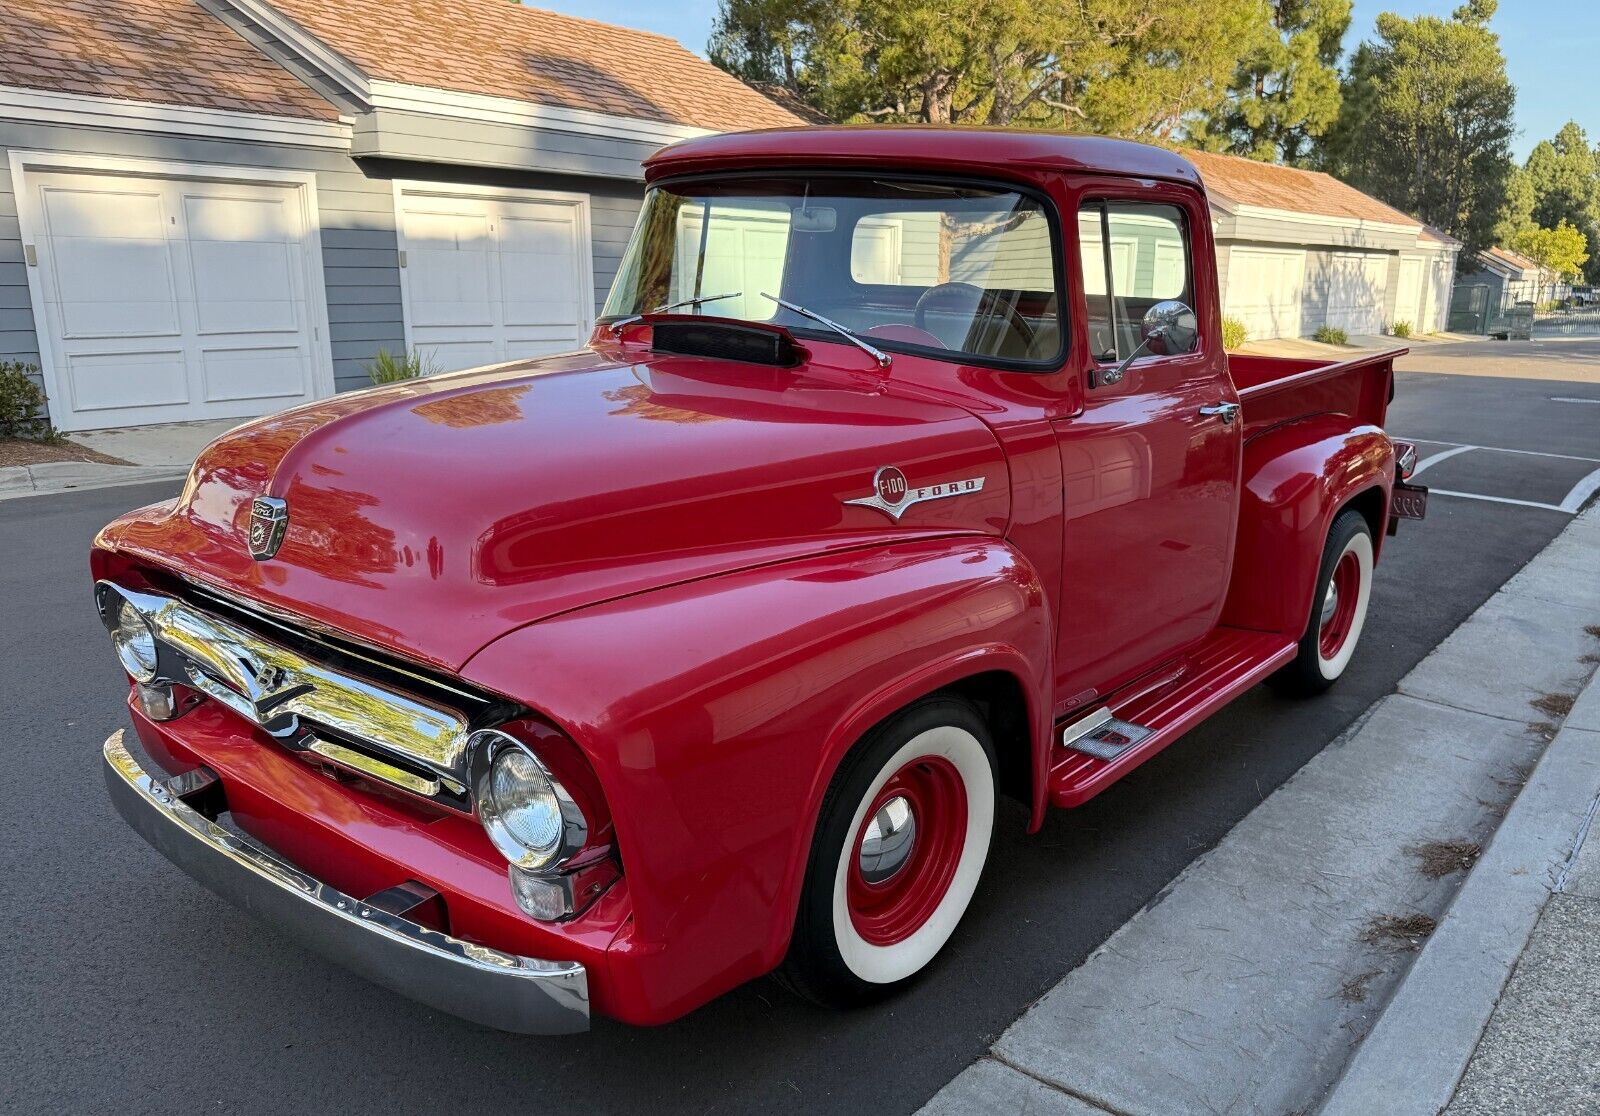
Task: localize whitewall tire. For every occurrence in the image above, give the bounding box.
[781,697,996,1005]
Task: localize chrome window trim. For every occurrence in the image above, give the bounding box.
[96,580,471,798]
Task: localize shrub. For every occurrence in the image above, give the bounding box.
[0,361,54,439]
[1221,316,1249,350]
[362,348,440,385]
[1313,324,1349,345]
[1391,321,1413,339]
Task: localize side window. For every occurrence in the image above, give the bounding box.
[1078,201,1192,362]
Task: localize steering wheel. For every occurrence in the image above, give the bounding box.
[913,282,1036,354]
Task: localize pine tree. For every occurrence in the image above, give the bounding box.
[1323,0,1515,256]
[1194,0,1351,164]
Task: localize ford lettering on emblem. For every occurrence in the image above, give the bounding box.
[844,466,986,522]
[248,496,289,560]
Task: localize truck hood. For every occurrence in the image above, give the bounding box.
[104,346,1009,671]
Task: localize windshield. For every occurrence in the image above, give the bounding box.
[602,176,1064,366]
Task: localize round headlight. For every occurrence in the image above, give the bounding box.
[479,744,567,869]
[110,600,159,683]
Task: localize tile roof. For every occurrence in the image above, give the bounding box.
[1183,149,1420,228]
[265,0,803,132]
[0,0,340,120]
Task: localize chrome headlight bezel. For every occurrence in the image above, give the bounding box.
[97,583,160,683]
[472,729,588,872]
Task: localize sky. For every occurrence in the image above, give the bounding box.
[531,1,1593,163]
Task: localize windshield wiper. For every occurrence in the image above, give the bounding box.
[611,292,740,332]
[760,293,890,369]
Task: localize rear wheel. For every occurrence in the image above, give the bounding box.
[1271,508,1374,696]
[780,697,996,1006]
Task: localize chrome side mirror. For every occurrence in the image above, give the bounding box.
[1099,300,1200,386]
[1141,299,1199,356]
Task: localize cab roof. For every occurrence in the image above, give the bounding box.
[646,126,1204,188]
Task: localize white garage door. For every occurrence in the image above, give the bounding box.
[1394,256,1425,332]
[395,183,593,373]
[1325,252,1388,335]
[18,164,328,431]
[1225,247,1305,340]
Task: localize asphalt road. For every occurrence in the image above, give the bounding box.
[4,363,1597,1115]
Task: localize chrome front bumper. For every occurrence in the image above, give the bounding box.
[103,730,590,1034]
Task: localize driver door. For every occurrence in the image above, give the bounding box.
[1051,187,1242,709]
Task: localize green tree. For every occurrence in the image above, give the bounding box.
[1508,222,1589,303]
[1524,123,1600,230]
[1193,0,1351,163]
[709,0,1270,136]
[1323,0,1515,256]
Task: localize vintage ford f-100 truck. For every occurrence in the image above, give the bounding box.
[92,128,1426,1033]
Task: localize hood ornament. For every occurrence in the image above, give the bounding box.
[844,466,985,522]
[248,496,289,560]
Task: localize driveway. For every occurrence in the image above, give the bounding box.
[3,365,1597,1114]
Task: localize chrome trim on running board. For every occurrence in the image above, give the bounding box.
[103,731,589,1034]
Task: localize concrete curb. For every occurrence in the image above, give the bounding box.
[0,461,186,501]
[1320,666,1600,1114]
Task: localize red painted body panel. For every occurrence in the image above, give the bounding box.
[91,128,1414,1027]
[99,350,1009,672]
[462,536,1050,1022]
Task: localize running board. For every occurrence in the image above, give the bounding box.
[1049,627,1296,809]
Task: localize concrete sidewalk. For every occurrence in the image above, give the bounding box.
[0,460,186,501]
[921,505,1600,1116]
[1236,331,1476,360]
[0,418,230,501]
[1324,668,1600,1114]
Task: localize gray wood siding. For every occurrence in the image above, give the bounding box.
[1213,210,1418,253]
[353,110,662,182]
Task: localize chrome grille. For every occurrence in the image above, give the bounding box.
[97,580,478,805]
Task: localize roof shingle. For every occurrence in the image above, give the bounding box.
[265,0,802,132]
[0,0,340,119]
[1184,149,1420,228]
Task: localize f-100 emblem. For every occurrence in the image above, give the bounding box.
[844,466,986,522]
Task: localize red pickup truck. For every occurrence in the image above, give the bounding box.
[92,128,1425,1033]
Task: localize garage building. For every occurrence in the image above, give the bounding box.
[1187,150,1460,344]
[0,0,798,432]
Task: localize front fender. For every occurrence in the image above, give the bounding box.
[460,536,1051,1024]
[1221,416,1394,639]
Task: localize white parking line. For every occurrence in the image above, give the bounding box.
[1551,397,1600,405]
[1399,438,1600,465]
[1411,444,1474,476]
[1425,489,1569,513]
[1397,441,1600,516]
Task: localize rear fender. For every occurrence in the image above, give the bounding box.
[1221,416,1394,639]
[461,536,1051,1024]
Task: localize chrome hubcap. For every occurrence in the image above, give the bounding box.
[1321,579,1340,626]
[859,795,917,884]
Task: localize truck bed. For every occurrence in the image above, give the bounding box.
[1228,349,1407,439]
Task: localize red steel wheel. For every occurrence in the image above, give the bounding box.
[1318,549,1363,661]
[1271,507,1375,696]
[780,697,996,1005]
[845,755,968,946]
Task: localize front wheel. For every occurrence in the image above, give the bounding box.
[780,697,996,1007]
[1271,508,1374,696]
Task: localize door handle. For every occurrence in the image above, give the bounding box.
[1199,402,1240,425]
